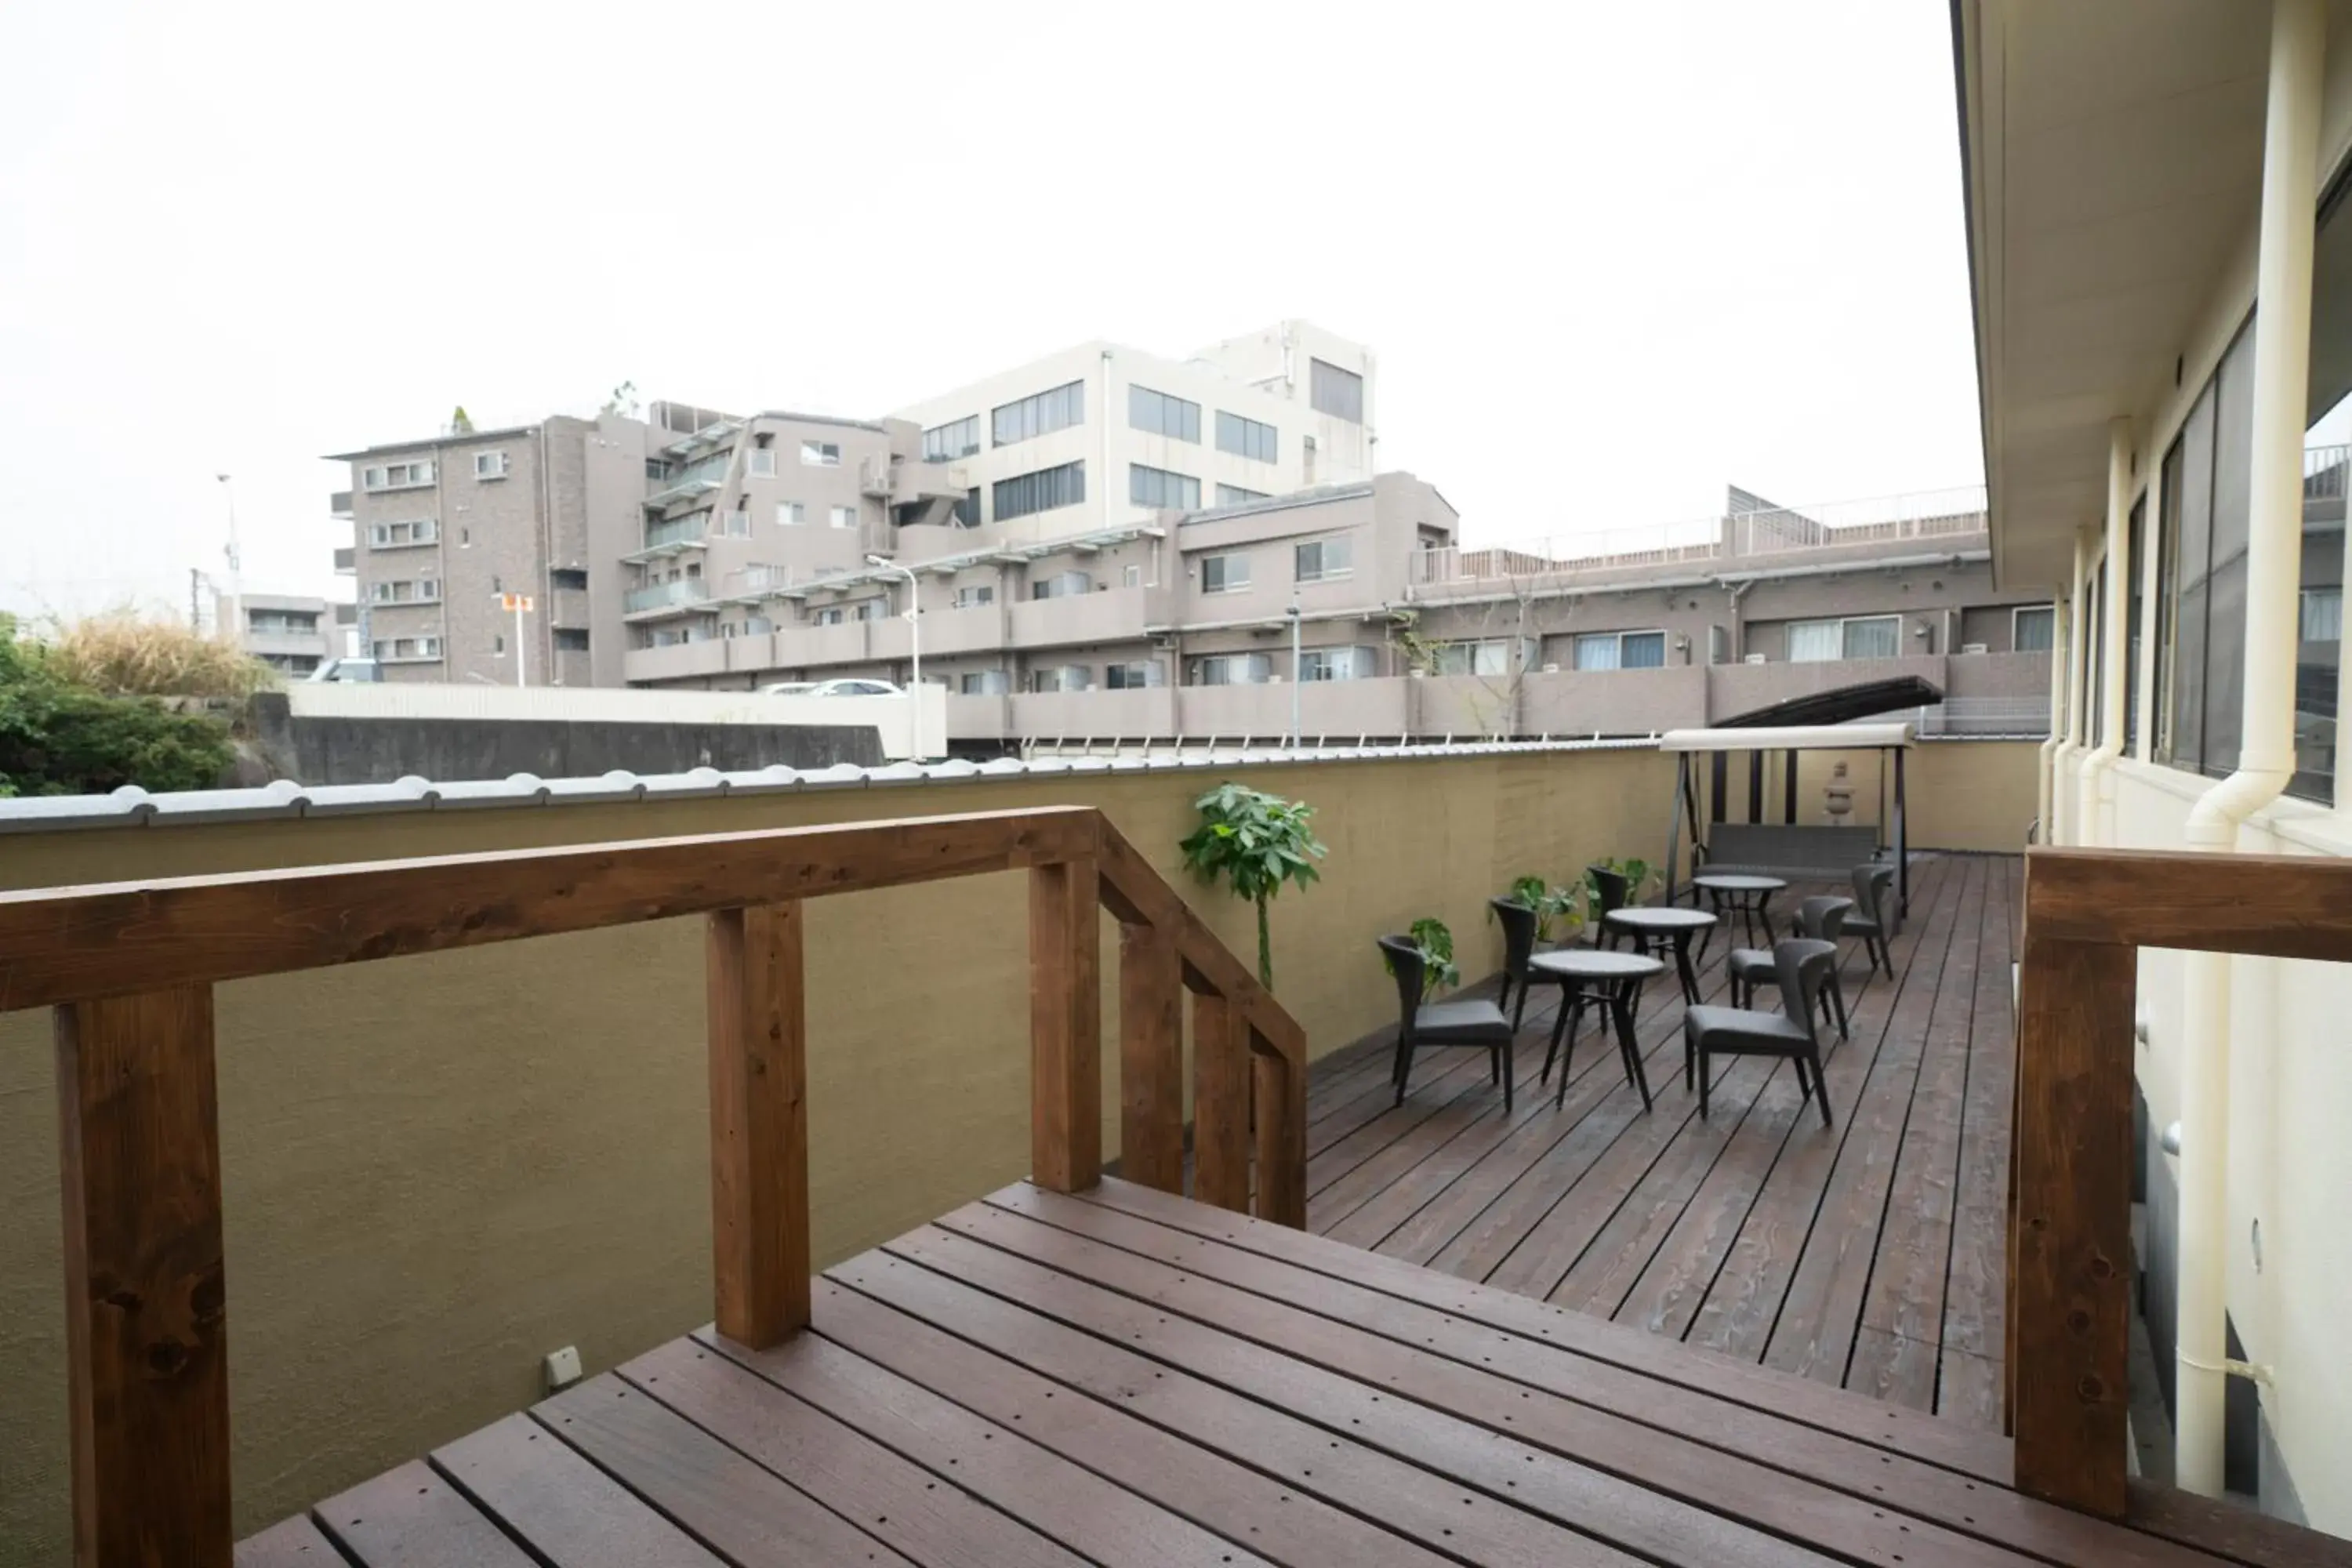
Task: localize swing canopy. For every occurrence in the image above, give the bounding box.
[1654,724,1912,904]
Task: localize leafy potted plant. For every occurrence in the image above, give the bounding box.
[1589,857,1656,904]
[1385,916,1460,999]
[1499,873,1586,945]
[1177,782,1327,992]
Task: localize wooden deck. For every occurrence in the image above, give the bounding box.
[241,1173,2326,1566]
[1305,851,2019,1429]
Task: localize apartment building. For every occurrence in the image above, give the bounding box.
[623,469,2055,749]
[218,591,332,677]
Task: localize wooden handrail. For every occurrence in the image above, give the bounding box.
[2013,844,2352,1520]
[8,804,1309,1566]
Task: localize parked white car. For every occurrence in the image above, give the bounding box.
[759,678,901,698]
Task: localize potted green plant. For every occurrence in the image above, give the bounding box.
[1590,857,1656,904]
[1384,916,1460,999]
[1500,873,1586,944]
[1177,782,1327,992]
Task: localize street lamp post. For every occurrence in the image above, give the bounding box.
[1287,594,1303,749]
[866,554,923,751]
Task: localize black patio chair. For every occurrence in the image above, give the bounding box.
[1842,863,1899,978]
[1684,939,1840,1127]
[1378,935,1515,1110]
[1727,895,1853,1038]
[1586,865,1632,949]
[1490,897,1571,1034]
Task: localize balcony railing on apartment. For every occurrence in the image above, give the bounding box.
[1407,485,1991,593]
[641,514,710,551]
[623,578,713,615]
[4,807,1305,1559]
[2303,441,2350,507]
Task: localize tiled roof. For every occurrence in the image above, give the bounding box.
[0,739,1661,835]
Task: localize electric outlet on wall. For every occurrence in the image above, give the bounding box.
[544,1345,583,1392]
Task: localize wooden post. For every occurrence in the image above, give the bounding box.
[706,903,810,1347]
[55,984,232,1567]
[1117,923,1184,1195]
[2010,928,2136,1517]
[1029,858,1102,1192]
[1250,1029,1307,1228]
[1192,991,1250,1213]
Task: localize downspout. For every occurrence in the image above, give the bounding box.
[2049,532,2087,842]
[2176,0,2324,1500]
[2077,421,2132,845]
[2135,452,2166,765]
[2038,601,2063,842]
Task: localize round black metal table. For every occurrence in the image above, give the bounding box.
[1693,872,1788,957]
[1602,906,1716,1007]
[1530,949,1662,1112]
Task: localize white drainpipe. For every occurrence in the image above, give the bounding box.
[2049,532,2087,842]
[2176,0,2324,1498]
[2078,422,2132,845]
[2134,453,2166,767]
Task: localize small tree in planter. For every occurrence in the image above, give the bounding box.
[1178,782,1327,992]
[1385,916,1460,999]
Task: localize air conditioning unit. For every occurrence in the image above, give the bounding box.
[1960,642,1989,655]
[1744,653,1768,665]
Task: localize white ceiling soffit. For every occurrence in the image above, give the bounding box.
[1958,0,2268,590]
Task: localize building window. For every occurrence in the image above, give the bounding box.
[2303,586,2343,642]
[1214,411,1278,464]
[924,415,982,462]
[956,670,1007,695]
[993,381,1084,447]
[1787,615,1900,662]
[1309,359,1364,422]
[829,505,858,530]
[722,510,752,537]
[2160,318,2257,779]
[814,606,845,626]
[1294,538,1352,583]
[554,627,590,652]
[1129,463,1200,510]
[778,501,805,527]
[1031,570,1091,600]
[952,584,996,608]
[361,460,435,491]
[550,568,587,590]
[368,579,441,604]
[1122,563,1142,587]
[645,459,671,483]
[494,634,506,655]
[1105,660,1163,689]
[367,519,437,548]
[474,451,509,480]
[1572,630,1667,671]
[953,488,981,528]
[1029,664,1093,693]
[747,448,777,477]
[372,636,441,661]
[1216,484,1270,506]
[2013,604,2056,652]
[1299,647,1377,682]
[1192,652,1271,685]
[801,440,841,466]
[1128,386,1200,443]
[994,460,1086,521]
[1200,553,1250,593]
[1432,638,1518,677]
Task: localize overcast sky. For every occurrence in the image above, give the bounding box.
[0,1,1982,622]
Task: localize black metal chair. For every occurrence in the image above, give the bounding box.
[1378,935,1516,1109]
[1727,895,1852,1039]
[1842,863,1899,978]
[1683,940,1840,1127]
[1586,866,1631,949]
[1490,897,1570,1035]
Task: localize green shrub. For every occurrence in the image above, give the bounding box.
[0,616,235,796]
[1177,782,1327,992]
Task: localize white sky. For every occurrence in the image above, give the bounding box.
[0,0,1984,622]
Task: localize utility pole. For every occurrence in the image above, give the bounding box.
[1287,595,1303,749]
[189,568,201,632]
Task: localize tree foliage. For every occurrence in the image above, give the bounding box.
[1176,782,1327,992]
[0,616,237,797]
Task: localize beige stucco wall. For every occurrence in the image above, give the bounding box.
[0,746,1681,1555]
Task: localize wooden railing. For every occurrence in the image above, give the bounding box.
[0,804,1308,1567]
[2013,844,2352,1519]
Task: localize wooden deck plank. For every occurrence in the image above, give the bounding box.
[1082,1174,2016,1485]
[313,1459,540,1567]
[1610,857,1955,1341]
[840,1241,1633,1566]
[1846,1324,1943,1411]
[908,1211,1825,1568]
[431,1413,724,1566]
[1692,851,1967,1370]
[1309,1030,1553,1219]
[1938,1346,2005,1435]
[234,1515,341,1567]
[809,1273,1451,1567]
[1044,1182,2265,1568]
[685,1326,1270,1568]
[1942,855,2017,1370]
[537,1370,921,1566]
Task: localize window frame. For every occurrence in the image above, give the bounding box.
[1785,614,1903,662]
[2012,604,2057,654]
[1128,463,1201,511]
[1127,386,1201,444]
[1214,410,1279,464]
[829,505,858,531]
[991,381,1086,448]
[1199,552,1251,594]
[473,451,509,480]
[1571,629,1668,672]
[800,440,842,467]
[1294,537,1354,583]
[993,460,1087,522]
